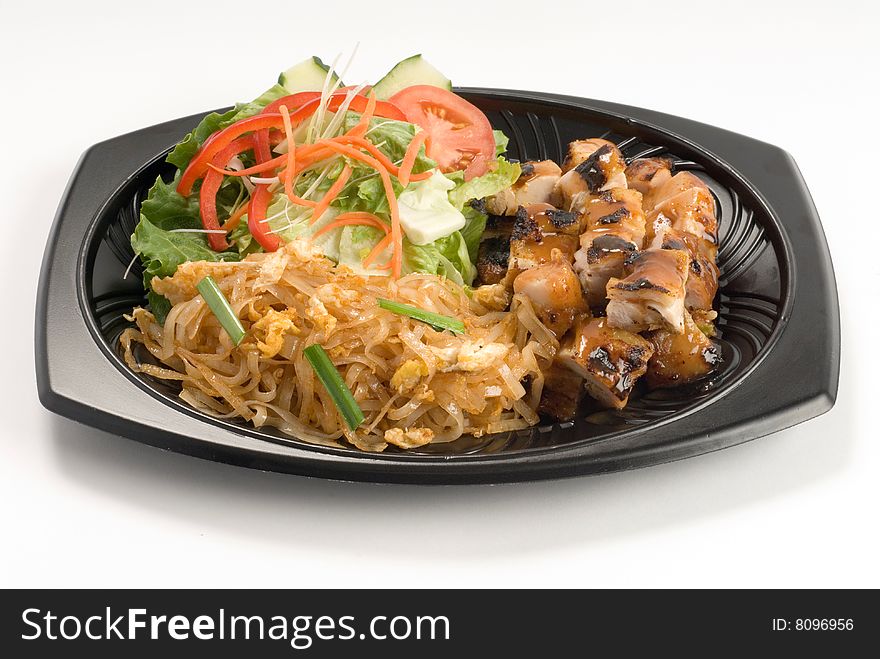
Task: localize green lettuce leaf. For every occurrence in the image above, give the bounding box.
[403,240,441,276]
[432,230,476,285]
[493,129,509,156]
[337,225,388,275]
[459,204,488,262]
[446,157,521,210]
[341,114,435,173]
[138,175,202,230]
[132,215,240,284]
[166,84,288,171]
[146,291,172,323]
[132,176,242,321]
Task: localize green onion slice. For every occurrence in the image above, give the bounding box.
[303,344,365,431]
[196,276,246,346]
[376,298,466,334]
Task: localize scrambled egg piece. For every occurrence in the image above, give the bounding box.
[253,250,291,289]
[412,383,435,403]
[315,283,360,309]
[151,262,241,305]
[306,297,337,336]
[384,427,434,449]
[249,308,301,357]
[390,360,429,394]
[436,341,509,372]
[471,283,511,311]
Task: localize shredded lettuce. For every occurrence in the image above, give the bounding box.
[397,171,465,245]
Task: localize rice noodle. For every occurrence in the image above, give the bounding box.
[121,239,556,452]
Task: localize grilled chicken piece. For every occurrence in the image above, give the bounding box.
[508,206,578,272]
[513,256,588,337]
[558,316,653,409]
[606,248,690,333]
[475,236,511,285]
[580,188,647,241]
[643,171,710,212]
[573,189,647,305]
[537,362,585,421]
[522,203,581,237]
[644,310,721,389]
[554,141,628,213]
[646,185,718,250]
[562,138,620,173]
[485,160,563,215]
[625,157,673,196]
[510,234,578,271]
[653,230,719,312]
[482,211,514,240]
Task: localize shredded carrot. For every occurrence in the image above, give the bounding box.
[214,133,430,184]
[397,130,429,187]
[349,91,378,138]
[208,154,285,178]
[362,233,394,268]
[334,211,391,224]
[309,165,352,225]
[315,141,404,278]
[312,213,390,238]
[335,135,432,182]
[223,202,250,233]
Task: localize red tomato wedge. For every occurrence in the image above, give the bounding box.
[389,85,495,180]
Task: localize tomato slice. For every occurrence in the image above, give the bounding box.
[389,85,495,180]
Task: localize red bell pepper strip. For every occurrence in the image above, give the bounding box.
[178,104,320,196]
[199,136,255,251]
[248,117,283,253]
[247,183,281,252]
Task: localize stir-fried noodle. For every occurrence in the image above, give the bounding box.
[122,240,557,451]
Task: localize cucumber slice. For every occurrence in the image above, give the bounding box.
[372,55,452,100]
[278,57,343,93]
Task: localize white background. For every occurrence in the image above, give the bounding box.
[1,0,877,588]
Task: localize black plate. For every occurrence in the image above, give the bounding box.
[35,89,839,483]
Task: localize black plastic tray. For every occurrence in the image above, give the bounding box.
[35,89,840,484]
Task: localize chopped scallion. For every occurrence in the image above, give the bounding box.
[377,298,466,334]
[303,344,364,430]
[196,276,246,346]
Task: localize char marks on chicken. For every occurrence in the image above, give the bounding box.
[606,248,690,333]
[554,139,628,213]
[557,316,653,409]
[513,255,588,338]
[476,236,512,285]
[469,138,723,421]
[573,188,647,305]
[508,204,578,272]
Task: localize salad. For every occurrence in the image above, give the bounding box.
[133,55,520,322]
